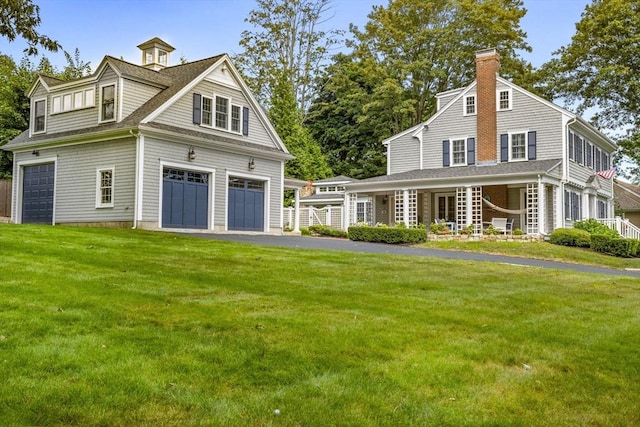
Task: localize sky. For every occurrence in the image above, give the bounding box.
[1,0,591,71]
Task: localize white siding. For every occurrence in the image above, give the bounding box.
[141,136,283,230]
[153,79,278,149]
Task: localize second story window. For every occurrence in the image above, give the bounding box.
[33,99,46,133]
[202,96,212,126]
[498,89,511,111]
[452,139,466,165]
[215,96,229,129]
[510,133,526,160]
[101,84,115,122]
[231,105,241,133]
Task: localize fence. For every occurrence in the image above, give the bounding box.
[283,206,344,230]
[0,180,11,218]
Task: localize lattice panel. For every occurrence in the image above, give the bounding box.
[407,190,417,227]
[527,183,538,235]
[349,193,358,226]
[395,190,404,225]
[471,186,483,233]
[456,187,467,229]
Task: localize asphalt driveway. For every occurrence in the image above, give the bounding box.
[182,233,640,278]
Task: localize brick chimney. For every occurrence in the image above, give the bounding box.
[475,48,500,163]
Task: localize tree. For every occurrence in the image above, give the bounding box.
[0,0,61,55]
[235,0,342,115]
[0,55,33,177]
[537,0,640,180]
[308,0,532,178]
[269,70,331,180]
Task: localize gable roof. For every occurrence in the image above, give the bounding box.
[614,180,640,212]
[312,175,358,184]
[5,53,289,157]
[382,74,616,149]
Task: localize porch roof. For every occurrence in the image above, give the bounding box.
[349,159,562,188]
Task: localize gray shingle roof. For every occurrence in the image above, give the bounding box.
[4,54,225,150]
[352,159,562,185]
[313,175,358,184]
[615,180,640,211]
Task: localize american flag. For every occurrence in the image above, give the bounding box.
[596,167,616,179]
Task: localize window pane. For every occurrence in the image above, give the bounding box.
[85,89,95,107]
[52,97,61,113]
[499,91,510,110]
[74,92,83,109]
[511,133,526,159]
[34,100,45,131]
[466,96,475,114]
[452,139,465,165]
[231,105,241,132]
[202,97,212,126]
[158,50,167,65]
[100,170,113,204]
[102,85,115,120]
[216,97,228,128]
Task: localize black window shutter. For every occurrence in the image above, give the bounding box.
[569,132,574,160]
[242,107,249,136]
[442,140,450,167]
[193,93,202,125]
[564,190,570,220]
[500,134,508,162]
[527,131,537,160]
[467,137,475,165]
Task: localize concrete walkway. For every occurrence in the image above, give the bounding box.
[183,233,640,278]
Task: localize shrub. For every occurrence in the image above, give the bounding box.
[513,228,524,236]
[308,225,348,238]
[430,222,450,234]
[300,227,311,236]
[591,234,640,257]
[573,218,618,237]
[549,228,591,247]
[348,224,427,244]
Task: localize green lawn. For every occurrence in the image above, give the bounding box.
[1,224,639,426]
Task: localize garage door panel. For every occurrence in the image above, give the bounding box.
[162,168,208,229]
[228,178,264,231]
[22,163,55,224]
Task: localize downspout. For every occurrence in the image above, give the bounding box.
[130,129,140,229]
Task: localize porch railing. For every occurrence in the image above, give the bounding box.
[597,217,640,240]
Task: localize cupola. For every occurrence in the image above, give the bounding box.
[137,37,175,71]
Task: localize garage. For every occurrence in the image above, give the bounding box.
[228,177,265,231]
[162,167,209,229]
[22,163,55,224]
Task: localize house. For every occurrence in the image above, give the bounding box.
[3,37,294,233]
[614,180,640,227]
[342,48,618,236]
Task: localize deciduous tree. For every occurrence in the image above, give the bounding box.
[537,0,640,180]
[0,0,60,55]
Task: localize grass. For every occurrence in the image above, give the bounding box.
[420,239,640,270]
[1,224,639,426]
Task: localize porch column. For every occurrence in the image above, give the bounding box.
[465,186,473,229]
[581,190,589,220]
[538,179,546,235]
[403,190,410,226]
[293,188,300,232]
[554,185,564,230]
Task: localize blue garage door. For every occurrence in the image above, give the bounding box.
[162,168,209,229]
[228,177,265,231]
[22,163,55,224]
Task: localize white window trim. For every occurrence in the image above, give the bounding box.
[230,104,242,134]
[96,167,115,208]
[51,87,95,115]
[509,131,528,162]
[98,82,117,123]
[214,94,230,130]
[463,94,476,116]
[201,95,213,127]
[450,137,467,166]
[31,97,47,135]
[497,88,512,111]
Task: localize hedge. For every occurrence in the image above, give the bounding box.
[549,228,591,247]
[308,225,348,238]
[348,225,427,244]
[591,234,640,257]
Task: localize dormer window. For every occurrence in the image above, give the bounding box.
[32,98,46,133]
[100,84,116,122]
